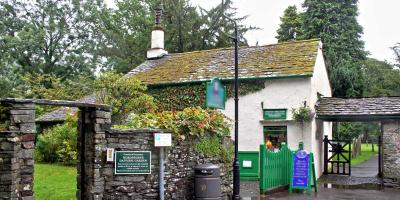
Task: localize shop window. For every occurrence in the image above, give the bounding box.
[264,126,287,150]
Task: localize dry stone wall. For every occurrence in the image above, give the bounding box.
[0,102,35,200]
[0,99,233,199]
[102,129,233,199]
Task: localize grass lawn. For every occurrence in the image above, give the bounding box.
[335,143,378,166]
[34,163,76,200]
[350,143,378,166]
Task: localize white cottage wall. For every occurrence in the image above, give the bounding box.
[221,43,332,179]
[310,44,333,177]
[221,77,312,151]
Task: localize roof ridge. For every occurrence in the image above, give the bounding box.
[168,38,321,56]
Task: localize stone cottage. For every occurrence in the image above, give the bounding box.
[125,21,333,180]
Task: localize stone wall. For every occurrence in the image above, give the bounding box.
[382,120,400,188]
[77,107,112,200]
[0,99,233,199]
[0,99,112,200]
[102,129,233,199]
[0,102,35,200]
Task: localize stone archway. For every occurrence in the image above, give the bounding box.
[0,98,111,200]
[316,97,400,187]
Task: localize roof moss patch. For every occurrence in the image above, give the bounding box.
[127,39,321,85]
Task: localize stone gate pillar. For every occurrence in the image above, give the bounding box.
[0,101,36,200]
[382,120,400,187]
[77,106,111,200]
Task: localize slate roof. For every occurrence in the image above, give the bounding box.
[316,97,400,121]
[126,39,321,85]
[37,39,321,122]
[36,96,96,123]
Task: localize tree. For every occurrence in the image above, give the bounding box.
[94,0,155,74]
[18,73,93,100]
[196,0,256,49]
[276,1,367,97]
[301,0,367,97]
[362,58,400,97]
[93,72,156,124]
[161,0,204,53]
[0,0,105,80]
[276,5,303,42]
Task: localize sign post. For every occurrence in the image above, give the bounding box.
[154,132,172,200]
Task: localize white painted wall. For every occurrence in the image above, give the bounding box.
[221,43,332,178]
[221,77,312,151]
[310,43,333,177]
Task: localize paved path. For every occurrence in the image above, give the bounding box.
[264,187,400,200]
[240,155,383,199]
[351,155,378,177]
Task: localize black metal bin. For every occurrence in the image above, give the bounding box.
[194,164,221,200]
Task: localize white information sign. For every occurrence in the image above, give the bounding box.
[106,148,114,162]
[243,160,252,168]
[154,133,172,147]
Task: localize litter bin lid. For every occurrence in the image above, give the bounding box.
[195,164,220,177]
[195,164,219,170]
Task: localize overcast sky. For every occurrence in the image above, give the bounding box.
[106,0,399,63]
[192,0,399,63]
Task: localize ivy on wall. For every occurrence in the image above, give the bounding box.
[149,80,266,111]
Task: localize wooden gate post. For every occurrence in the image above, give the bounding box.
[323,135,328,175]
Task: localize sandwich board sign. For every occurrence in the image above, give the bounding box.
[289,150,317,194]
[206,78,226,109]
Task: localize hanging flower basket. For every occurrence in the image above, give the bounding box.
[291,106,314,124]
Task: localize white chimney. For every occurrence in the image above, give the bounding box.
[147,6,168,59]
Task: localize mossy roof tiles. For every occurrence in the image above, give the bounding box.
[126,39,321,85]
[316,97,400,121]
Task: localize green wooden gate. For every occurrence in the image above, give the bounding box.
[259,143,294,194]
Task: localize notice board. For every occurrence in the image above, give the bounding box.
[115,151,151,174]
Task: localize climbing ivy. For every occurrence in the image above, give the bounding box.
[148,80,266,111]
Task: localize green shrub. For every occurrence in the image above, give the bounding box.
[118,107,233,161]
[195,135,233,162]
[35,116,77,165]
[119,107,231,138]
[94,72,157,124]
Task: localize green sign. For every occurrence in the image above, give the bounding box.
[115,151,151,174]
[263,109,287,120]
[206,78,226,109]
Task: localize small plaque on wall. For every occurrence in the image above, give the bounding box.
[106,148,114,162]
[154,133,172,147]
[115,151,151,174]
